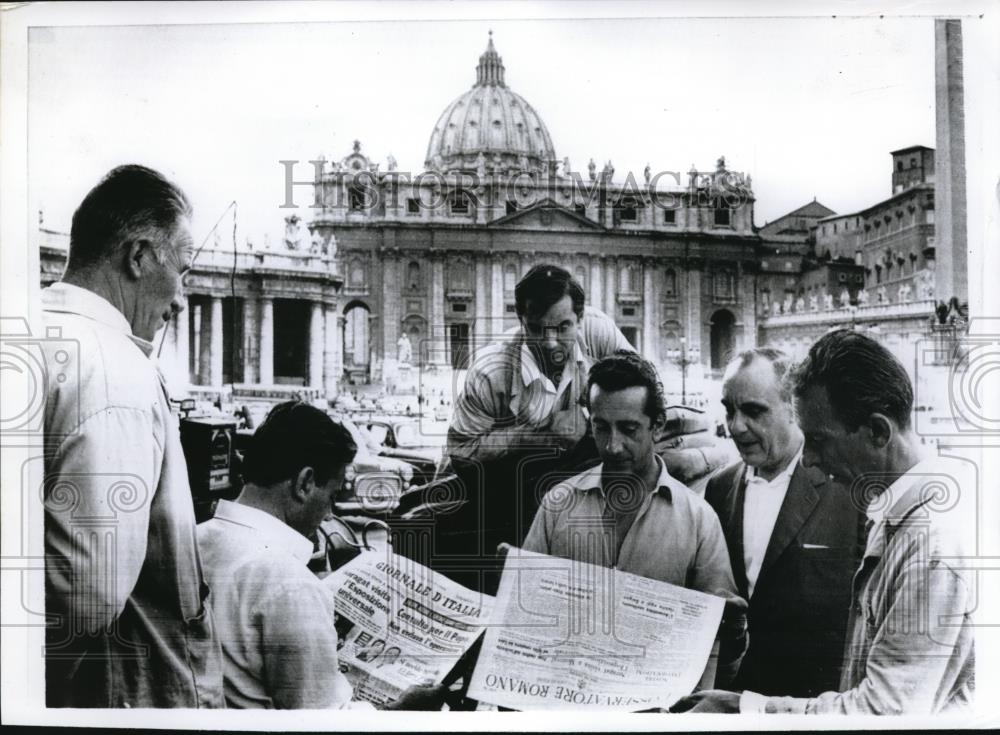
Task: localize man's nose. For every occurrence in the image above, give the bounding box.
[542,327,559,349]
[606,430,626,456]
[728,411,747,436]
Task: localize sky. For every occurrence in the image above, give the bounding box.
[27,6,947,248]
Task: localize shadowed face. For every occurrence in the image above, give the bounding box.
[131,217,193,342]
[520,294,579,381]
[590,384,661,478]
[797,385,872,485]
[290,464,348,536]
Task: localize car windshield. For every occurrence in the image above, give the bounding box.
[394,422,421,447]
[338,419,375,460]
[367,423,390,445]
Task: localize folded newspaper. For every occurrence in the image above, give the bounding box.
[323,551,495,706]
[467,548,724,711]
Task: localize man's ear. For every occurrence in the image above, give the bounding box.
[123,239,154,280]
[651,411,667,436]
[866,413,894,449]
[292,466,316,503]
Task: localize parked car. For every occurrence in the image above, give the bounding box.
[330,414,418,515]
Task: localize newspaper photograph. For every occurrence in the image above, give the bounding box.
[467,549,724,711]
[324,551,494,706]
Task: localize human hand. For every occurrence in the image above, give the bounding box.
[383,683,448,711]
[496,542,514,558]
[545,405,587,449]
[670,689,740,713]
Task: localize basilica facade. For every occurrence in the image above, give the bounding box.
[37,35,765,400]
[309,34,760,385]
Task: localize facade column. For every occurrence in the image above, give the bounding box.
[242,296,258,384]
[474,257,489,346]
[490,254,504,326]
[259,297,274,385]
[324,305,341,398]
[590,257,603,308]
[174,305,190,388]
[429,253,447,365]
[685,266,703,358]
[309,300,325,390]
[642,259,657,360]
[198,301,211,384]
[382,253,400,363]
[738,266,757,353]
[604,257,617,316]
[209,296,223,387]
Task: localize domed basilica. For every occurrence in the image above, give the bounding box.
[310,33,760,388]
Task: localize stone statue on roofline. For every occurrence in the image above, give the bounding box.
[838,287,851,308]
[824,291,835,310]
[809,293,819,312]
[857,288,870,306]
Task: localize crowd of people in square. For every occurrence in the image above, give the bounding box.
[41,165,974,713]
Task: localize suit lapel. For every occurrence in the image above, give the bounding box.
[729,466,750,601]
[757,463,823,586]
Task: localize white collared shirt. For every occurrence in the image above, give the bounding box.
[862,454,935,560]
[742,448,802,598]
[197,500,361,709]
[509,341,584,427]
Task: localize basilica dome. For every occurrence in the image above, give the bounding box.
[424,33,557,174]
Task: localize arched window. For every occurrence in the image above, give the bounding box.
[574,265,587,292]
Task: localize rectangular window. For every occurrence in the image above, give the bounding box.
[349,187,367,212]
[617,200,638,222]
[622,307,636,316]
[663,209,676,225]
[574,204,586,217]
[506,201,518,215]
[450,195,469,215]
[451,303,467,313]
[714,206,731,227]
[407,198,420,214]
[505,303,516,314]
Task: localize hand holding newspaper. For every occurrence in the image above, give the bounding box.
[467,548,724,711]
[323,551,495,706]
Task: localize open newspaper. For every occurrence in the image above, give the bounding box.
[323,551,494,706]
[467,548,724,711]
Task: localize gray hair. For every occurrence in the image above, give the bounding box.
[723,347,794,403]
[67,164,192,271]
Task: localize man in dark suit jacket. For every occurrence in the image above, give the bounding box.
[704,348,864,698]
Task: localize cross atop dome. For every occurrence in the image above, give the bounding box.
[476,30,506,87]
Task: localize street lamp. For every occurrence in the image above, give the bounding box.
[679,336,689,405]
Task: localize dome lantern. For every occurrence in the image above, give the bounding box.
[424,33,556,175]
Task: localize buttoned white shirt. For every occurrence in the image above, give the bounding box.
[508,341,584,426]
[742,448,802,598]
[198,500,363,709]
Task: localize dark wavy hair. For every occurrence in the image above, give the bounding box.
[586,350,666,424]
[241,401,357,487]
[515,264,586,320]
[790,329,913,430]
